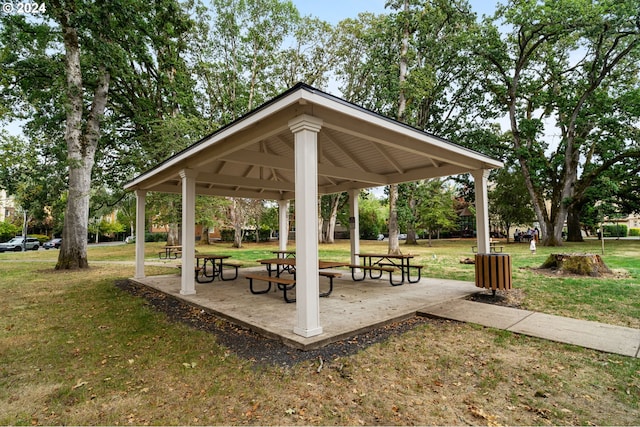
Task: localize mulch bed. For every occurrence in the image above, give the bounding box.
[466,288,525,309]
[115,279,434,368]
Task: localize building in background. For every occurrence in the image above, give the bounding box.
[0,190,15,222]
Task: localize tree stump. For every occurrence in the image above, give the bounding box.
[540,253,612,276]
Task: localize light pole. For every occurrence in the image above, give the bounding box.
[22,209,28,251]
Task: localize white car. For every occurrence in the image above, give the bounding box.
[0,237,40,252]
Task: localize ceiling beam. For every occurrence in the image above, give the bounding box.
[150,183,293,200]
[222,150,388,185]
[193,173,295,192]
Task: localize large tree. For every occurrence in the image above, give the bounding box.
[333,0,485,252]
[473,0,640,246]
[0,0,200,268]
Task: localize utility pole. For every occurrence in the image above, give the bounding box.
[22,210,28,251]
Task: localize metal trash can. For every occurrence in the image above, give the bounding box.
[475,253,512,293]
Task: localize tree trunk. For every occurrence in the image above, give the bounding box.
[230,199,243,248]
[388,184,401,255]
[326,194,340,244]
[201,226,210,244]
[167,223,180,245]
[405,194,418,245]
[388,0,410,256]
[566,203,584,242]
[55,9,110,269]
[405,229,418,245]
[233,226,243,248]
[318,200,325,243]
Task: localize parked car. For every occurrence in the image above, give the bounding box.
[0,236,40,252]
[43,238,63,250]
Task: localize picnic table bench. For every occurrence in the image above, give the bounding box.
[245,271,341,303]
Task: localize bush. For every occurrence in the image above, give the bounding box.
[220,229,234,242]
[0,221,20,242]
[145,232,168,242]
[603,224,627,237]
[629,228,640,237]
[30,234,50,244]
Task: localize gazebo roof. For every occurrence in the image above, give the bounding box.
[124,83,503,198]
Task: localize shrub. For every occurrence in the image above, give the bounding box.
[603,224,627,237]
[145,232,168,242]
[220,229,234,242]
[629,228,640,237]
[0,221,20,242]
[30,234,50,244]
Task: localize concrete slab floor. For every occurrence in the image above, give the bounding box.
[130,268,478,350]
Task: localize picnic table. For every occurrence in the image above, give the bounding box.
[471,241,503,253]
[194,254,238,283]
[159,245,182,259]
[247,258,348,303]
[272,250,296,259]
[353,253,423,286]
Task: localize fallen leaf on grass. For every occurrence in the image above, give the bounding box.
[468,405,501,426]
[72,380,87,390]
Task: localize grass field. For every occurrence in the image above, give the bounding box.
[1,238,638,425]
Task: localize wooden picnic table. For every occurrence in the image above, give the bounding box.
[159,245,182,260]
[249,258,348,302]
[355,253,423,285]
[271,250,296,259]
[195,254,238,283]
[471,241,504,254]
[256,258,348,277]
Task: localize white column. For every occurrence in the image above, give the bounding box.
[180,169,197,295]
[278,199,290,252]
[289,114,323,338]
[349,189,360,266]
[134,190,147,279]
[472,169,491,254]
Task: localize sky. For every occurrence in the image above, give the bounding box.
[293,0,500,24]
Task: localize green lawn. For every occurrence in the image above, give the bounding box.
[1,238,638,425]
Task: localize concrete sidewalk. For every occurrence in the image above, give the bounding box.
[419,299,640,358]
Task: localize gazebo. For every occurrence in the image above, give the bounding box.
[124,83,503,339]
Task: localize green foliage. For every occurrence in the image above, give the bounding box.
[603,225,628,238]
[29,234,49,244]
[145,232,168,243]
[334,0,484,139]
[259,204,279,232]
[0,221,20,241]
[0,132,66,224]
[357,192,388,240]
[489,167,536,238]
[630,228,640,237]
[397,180,458,240]
[220,229,234,242]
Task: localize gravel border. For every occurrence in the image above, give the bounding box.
[115,279,434,368]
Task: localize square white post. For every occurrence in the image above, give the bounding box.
[278,199,290,252]
[349,189,360,266]
[289,115,323,338]
[472,169,491,254]
[134,190,146,279]
[180,169,197,295]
